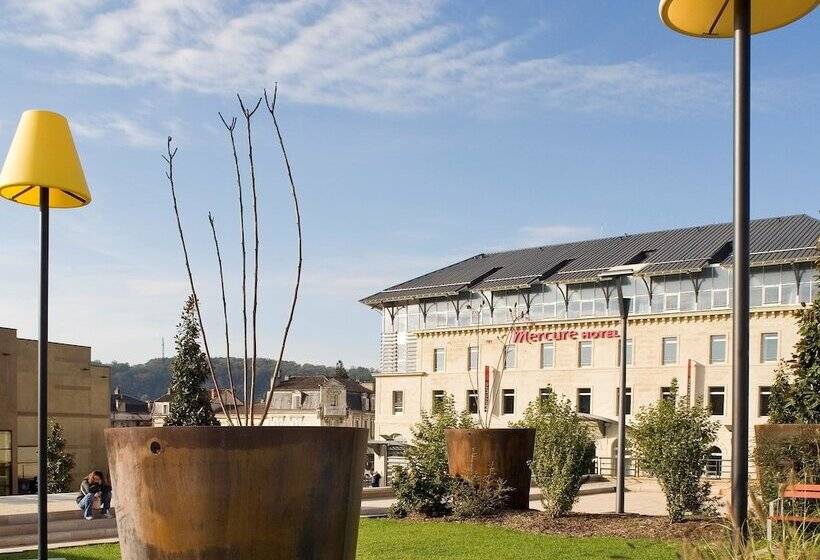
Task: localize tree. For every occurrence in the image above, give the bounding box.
[335,360,348,378]
[389,395,473,517]
[165,295,219,426]
[630,379,719,522]
[46,420,75,493]
[768,288,820,424]
[513,389,595,517]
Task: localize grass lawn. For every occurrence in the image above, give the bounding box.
[0,518,679,560]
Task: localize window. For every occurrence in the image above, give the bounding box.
[708,386,725,416]
[540,342,555,368]
[577,388,592,414]
[539,387,553,404]
[760,333,778,363]
[664,293,680,312]
[392,391,404,414]
[660,386,674,402]
[706,446,723,478]
[712,289,729,309]
[762,284,781,306]
[432,390,445,412]
[467,389,479,414]
[0,431,10,496]
[616,387,632,415]
[578,341,593,367]
[502,389,515,415]
[759,386,772,417]
[662,337,678,365]
[710,335,727,364]
[433,348,445,372]
[468,346,478,371]
[618,339,633,366]
[504,345,517,369]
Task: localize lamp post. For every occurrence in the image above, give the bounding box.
[599,270,633,514]
[0,110,92,560]
[658,0,818,537]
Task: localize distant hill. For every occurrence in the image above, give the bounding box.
[94,357,376,401]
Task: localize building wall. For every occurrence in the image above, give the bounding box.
[0,327,110,494]
[374,306,799,474]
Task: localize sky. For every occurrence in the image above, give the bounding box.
[0,0,818,369]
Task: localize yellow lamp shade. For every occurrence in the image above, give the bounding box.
[660,0,818,38]
[0,110,91,208]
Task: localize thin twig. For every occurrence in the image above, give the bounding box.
[164,137,232,424]
[260,84,303,425]
[209,211,242,426]
[237,94,262,425]
[219,112,250,424]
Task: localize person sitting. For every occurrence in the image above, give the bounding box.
[76,470,112,520]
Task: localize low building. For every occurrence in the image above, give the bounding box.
[0,327,110,495]
[150,388,242,426]
[110,388,152,427]
[361,214,820,480]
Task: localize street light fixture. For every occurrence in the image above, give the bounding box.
[598,266,638,515]
[0,110,92,560]
[658,0,818,537]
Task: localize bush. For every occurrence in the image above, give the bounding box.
[513,390,595,518]
[630,379,720,522]
[450,469,511,519]
[389,395,473,518]
[754,425,820,503]
[46,420,75,493]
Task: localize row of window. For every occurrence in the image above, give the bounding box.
[392,385,774,418]
[432,333,781,372]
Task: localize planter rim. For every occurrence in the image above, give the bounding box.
[106,425,367,432]
[444,427,534,432]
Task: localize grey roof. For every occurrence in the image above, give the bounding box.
[361,214,820,307]
[110,392,150,413]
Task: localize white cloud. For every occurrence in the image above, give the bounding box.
[518,224,597,245]
[1,0,723,116]
[72,112,161,147]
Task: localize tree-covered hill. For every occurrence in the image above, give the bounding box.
[96,357,376,401]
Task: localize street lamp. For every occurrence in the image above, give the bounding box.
[658,0,818,536]
[598,268,634,515]
[0,110,92,560]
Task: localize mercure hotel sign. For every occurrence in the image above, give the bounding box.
[512,329,619,343]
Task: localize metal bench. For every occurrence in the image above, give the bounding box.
[767,483,820,541]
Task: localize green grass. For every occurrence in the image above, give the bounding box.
[1,519,679,560]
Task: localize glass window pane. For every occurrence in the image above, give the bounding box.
[504,345,517,369]
[577,388,591,414]
[579,341,593,367]
[761,334,778,363]
[502,389,515,415]
[708,387,725,415]
[662,337,677,365]
[710,335,726,364]
[541,343,554,368]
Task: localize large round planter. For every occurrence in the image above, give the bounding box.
[444,428,535,509]
[106,426,368,560]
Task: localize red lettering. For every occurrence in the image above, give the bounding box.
[569,330,578,340]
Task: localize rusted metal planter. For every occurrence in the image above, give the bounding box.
[106,426,367,560]
[445,428,535,509]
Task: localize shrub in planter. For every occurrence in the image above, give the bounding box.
[450,469,511,519]
[513,390,595,518]
[389,395,473,518]
[631,379,720,522]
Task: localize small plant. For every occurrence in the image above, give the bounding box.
[513,389,595,518]
[630,379,720,522]
[450,468,511,519]
[46,419,75,493]
[165,295,219,427]
[389,395,473,518]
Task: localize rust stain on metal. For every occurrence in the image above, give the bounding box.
[106,426,368,560]
[445,428,535,510]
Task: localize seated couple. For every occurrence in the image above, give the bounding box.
[76,470,112,520]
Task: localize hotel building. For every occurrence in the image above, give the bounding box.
[361,214,819,479]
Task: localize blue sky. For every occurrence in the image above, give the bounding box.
[0,1,818,369]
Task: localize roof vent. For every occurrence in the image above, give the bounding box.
[708,241,733,263]
[624,250,655,265]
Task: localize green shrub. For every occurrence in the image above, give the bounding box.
[389,395,473,518]
[513,389,595,518]
[450,469,511,519]
[46,419,75,493]
[630,379,719,522]
[754,425,820,503]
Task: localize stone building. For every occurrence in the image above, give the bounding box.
[361,214,820,480]
[110,388,152,427]
[0,327,110,495]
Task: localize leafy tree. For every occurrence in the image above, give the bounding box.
[46,420,75,493]
[165,295,219,426]
[768,288,820,424]
[513,389,595,517]
[335,360,348,378]
[630,379,719,522]
[389,395,473,517]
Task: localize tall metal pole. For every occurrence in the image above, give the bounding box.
[38,187,50,560]
[731,0,751,539]
[615,283,630,514]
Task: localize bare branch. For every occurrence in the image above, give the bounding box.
[237,95,263,425]
[165,137,232,424]
[209,212,242,426]
[260,84,304,425]
[221,112,251,425]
